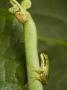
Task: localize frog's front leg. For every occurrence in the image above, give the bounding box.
[34,53,49,85]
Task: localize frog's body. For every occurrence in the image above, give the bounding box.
[35,53,49,85]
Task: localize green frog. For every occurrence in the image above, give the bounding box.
[35,53,49,85]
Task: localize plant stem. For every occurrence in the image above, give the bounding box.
[8,0,43,90]
[24,15,43,90]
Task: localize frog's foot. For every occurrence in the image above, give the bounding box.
[31,66,44,74]
[34,68,44,74]
[32,74,42,82]
[32,74,48,85]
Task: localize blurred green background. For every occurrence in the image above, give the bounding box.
[0,0,67,90]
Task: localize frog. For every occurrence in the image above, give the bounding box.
[35,53,49,85]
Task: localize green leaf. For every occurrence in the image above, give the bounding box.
[0,0,67,90]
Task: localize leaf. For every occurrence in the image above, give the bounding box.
[0,0,67,90]
[0,9,27,90]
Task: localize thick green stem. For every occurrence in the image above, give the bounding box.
[24,16,43,90]
[8,0,43,90]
